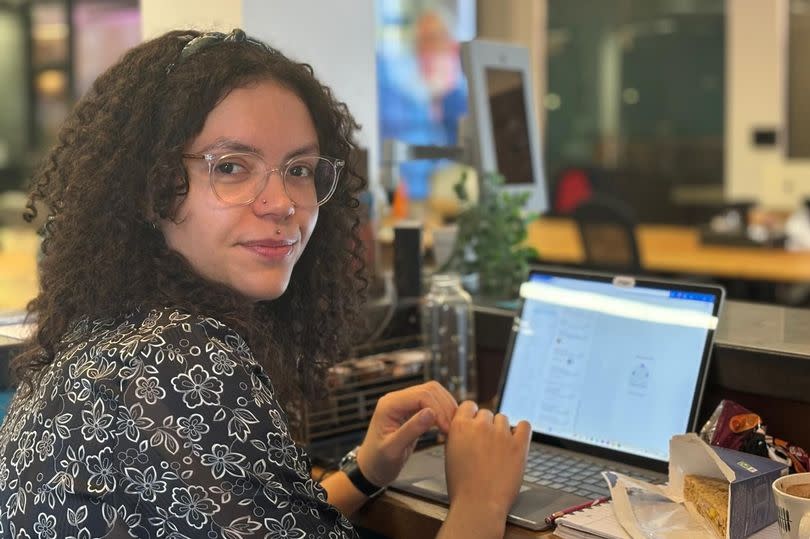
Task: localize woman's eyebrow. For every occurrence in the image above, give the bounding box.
[283,143,320,161]
[199,139,320,160]
[202,137,263,155]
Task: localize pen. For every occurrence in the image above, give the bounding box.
[544,496,611,524]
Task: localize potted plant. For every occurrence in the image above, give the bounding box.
[441,171,538,299]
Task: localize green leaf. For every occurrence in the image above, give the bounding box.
[446,171,539,298]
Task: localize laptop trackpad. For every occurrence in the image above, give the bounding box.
[412,478,531,496]
[412,477,451,496]
[508,487,587,530]
[408,477,587,531]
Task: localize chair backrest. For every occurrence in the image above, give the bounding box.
[572,195,641,273]
[552,167,594,214]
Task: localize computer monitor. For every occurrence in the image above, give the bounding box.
[460,39,548,214]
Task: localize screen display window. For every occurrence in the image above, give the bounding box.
[499,274,717,462]
[485,67,534,186]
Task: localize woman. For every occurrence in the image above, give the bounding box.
[0,29,530,538]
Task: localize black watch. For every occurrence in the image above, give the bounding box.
[339,446,386,498]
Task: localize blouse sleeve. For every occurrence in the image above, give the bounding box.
[117,314,356,539]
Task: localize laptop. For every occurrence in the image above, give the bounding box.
[391,266,725,531]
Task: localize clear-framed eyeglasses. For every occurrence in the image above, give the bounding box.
[183,152,344,208]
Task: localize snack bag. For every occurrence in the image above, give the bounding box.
[699,399,810,474]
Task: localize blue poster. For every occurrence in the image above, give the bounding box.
[377,1,475,200]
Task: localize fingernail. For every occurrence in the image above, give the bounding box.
[420,409,435,424]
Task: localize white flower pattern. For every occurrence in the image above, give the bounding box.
[0,308,356,538]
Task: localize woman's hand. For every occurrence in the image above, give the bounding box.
[442,401,531,535]
[356,381,457,488]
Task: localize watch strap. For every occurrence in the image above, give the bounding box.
[340,448,385,498]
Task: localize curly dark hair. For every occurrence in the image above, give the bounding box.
[14,29,368,404]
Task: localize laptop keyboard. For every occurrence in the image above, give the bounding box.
[524,445,662,498]
[427,444,662,499]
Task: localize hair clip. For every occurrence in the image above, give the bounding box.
[166,29,273,75]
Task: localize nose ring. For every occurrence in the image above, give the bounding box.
[258,198,295,214]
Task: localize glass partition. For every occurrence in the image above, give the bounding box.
[545,0,725,222]
[789,0,810,158]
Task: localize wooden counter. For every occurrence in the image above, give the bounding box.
[355,488,559,538]
[528,218,810,283]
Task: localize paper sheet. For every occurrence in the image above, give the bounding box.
[556,502,630,539]
[556,502,779,539]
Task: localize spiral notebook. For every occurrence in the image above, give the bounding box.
[555,503,780,539]
[554,502,629,539]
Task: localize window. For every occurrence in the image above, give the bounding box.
[546,0,725,222]
[789,0,810,158]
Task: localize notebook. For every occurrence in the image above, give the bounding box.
[555,504,781,539]
[555,504,780,539]
[391,266,725,531]
[555,502,628,539]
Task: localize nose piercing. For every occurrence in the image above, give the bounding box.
[258,197,295,214]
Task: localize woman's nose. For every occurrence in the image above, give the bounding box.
[251,170,295,217]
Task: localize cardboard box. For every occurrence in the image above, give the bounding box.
[668,433,789,538]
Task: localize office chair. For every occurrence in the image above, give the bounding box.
[550,165,610,215]
[571,195,641,273]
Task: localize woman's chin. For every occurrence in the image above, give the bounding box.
[238,280,290,303]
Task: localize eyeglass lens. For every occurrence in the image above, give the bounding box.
[210,154,338,207]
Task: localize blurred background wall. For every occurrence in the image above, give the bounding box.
[5,0,810,310]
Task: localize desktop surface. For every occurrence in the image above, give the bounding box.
[355,485,561,538]
[528,216,810,283]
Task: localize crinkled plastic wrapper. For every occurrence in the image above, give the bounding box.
[605,471,719,539]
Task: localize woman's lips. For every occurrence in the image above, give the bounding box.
[241,239,296,261]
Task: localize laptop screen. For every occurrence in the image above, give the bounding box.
[498,269,722,463]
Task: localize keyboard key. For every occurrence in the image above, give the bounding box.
[518,445,661,496]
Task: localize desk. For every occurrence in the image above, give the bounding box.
[308,462,559,538]
[528,217,810,283]
[0,227,39,311]
[354,489,558,538]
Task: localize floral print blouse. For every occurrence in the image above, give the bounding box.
[0,308,357,538]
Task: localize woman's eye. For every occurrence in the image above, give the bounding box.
[288,164,314,178]
[215,161,248,175]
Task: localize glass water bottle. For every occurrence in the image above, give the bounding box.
[422,273,477,402]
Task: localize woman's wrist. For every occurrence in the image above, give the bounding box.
[340,446,386,497]
[452,494,510,524]
[355,444,389,489]
[440,500,508,539]
[320,469,374,516]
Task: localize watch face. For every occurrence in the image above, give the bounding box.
[338,447,384,497]
[339,448,358,470]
